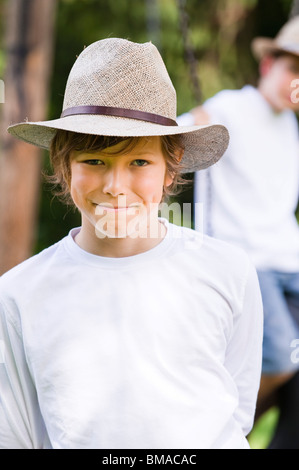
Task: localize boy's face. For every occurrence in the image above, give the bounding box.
[70,136,173,240]
[259,54,299,112]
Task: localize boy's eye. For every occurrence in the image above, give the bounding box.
[131,159,149,167]
[83,159,104,165]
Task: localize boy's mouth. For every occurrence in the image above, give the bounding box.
[94,202,143,212]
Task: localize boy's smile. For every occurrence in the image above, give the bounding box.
[69,136,173,256]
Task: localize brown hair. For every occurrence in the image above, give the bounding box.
[47,130,189,206]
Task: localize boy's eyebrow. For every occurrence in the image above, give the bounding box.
[127,150,157,156]
[76,149,157,157]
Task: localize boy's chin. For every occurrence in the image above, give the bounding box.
[95,227,136,239]
[94,221,148,240]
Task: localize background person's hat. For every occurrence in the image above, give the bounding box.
[7,38,229,173]
[252,15,299,60]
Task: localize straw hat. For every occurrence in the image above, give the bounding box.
[7,38,229,173]
[252,15,299,60]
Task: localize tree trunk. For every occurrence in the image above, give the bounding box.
[0,0,57,274]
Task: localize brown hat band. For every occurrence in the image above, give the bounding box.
[60,105,178,127]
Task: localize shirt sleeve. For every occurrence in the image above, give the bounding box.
[0,299,49,449]
[224,258,264,436]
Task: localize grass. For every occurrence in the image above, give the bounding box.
[248,407,280,449]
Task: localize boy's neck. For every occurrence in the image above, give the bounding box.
[74,219,167,258]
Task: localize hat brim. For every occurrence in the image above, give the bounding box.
[7,115,229,173]
[251,37,299,60]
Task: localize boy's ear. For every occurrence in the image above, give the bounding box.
[177,148,184,163]
[259,55,276,77]
[164,175,173,188]
[164,149,184,188]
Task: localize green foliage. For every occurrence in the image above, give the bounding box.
[248,407,280,449]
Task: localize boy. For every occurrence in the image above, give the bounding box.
[178,16,299,447]
[0,38,263,449]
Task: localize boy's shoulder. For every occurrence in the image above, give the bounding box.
[0,238,65,296]
[171,222,251,269]
[170,223,255,302]
[203,232,253,280]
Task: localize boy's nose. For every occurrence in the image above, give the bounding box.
[102,166,127,197]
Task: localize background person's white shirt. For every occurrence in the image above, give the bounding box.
[179,86,299,271]
[0,221,263,449]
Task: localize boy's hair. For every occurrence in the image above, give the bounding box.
[48,130,189,206]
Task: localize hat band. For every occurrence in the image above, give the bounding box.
[60,105,178,127]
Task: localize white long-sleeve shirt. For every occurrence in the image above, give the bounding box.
[0,221,263,449]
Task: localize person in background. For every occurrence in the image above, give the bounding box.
[178,16,299,448]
